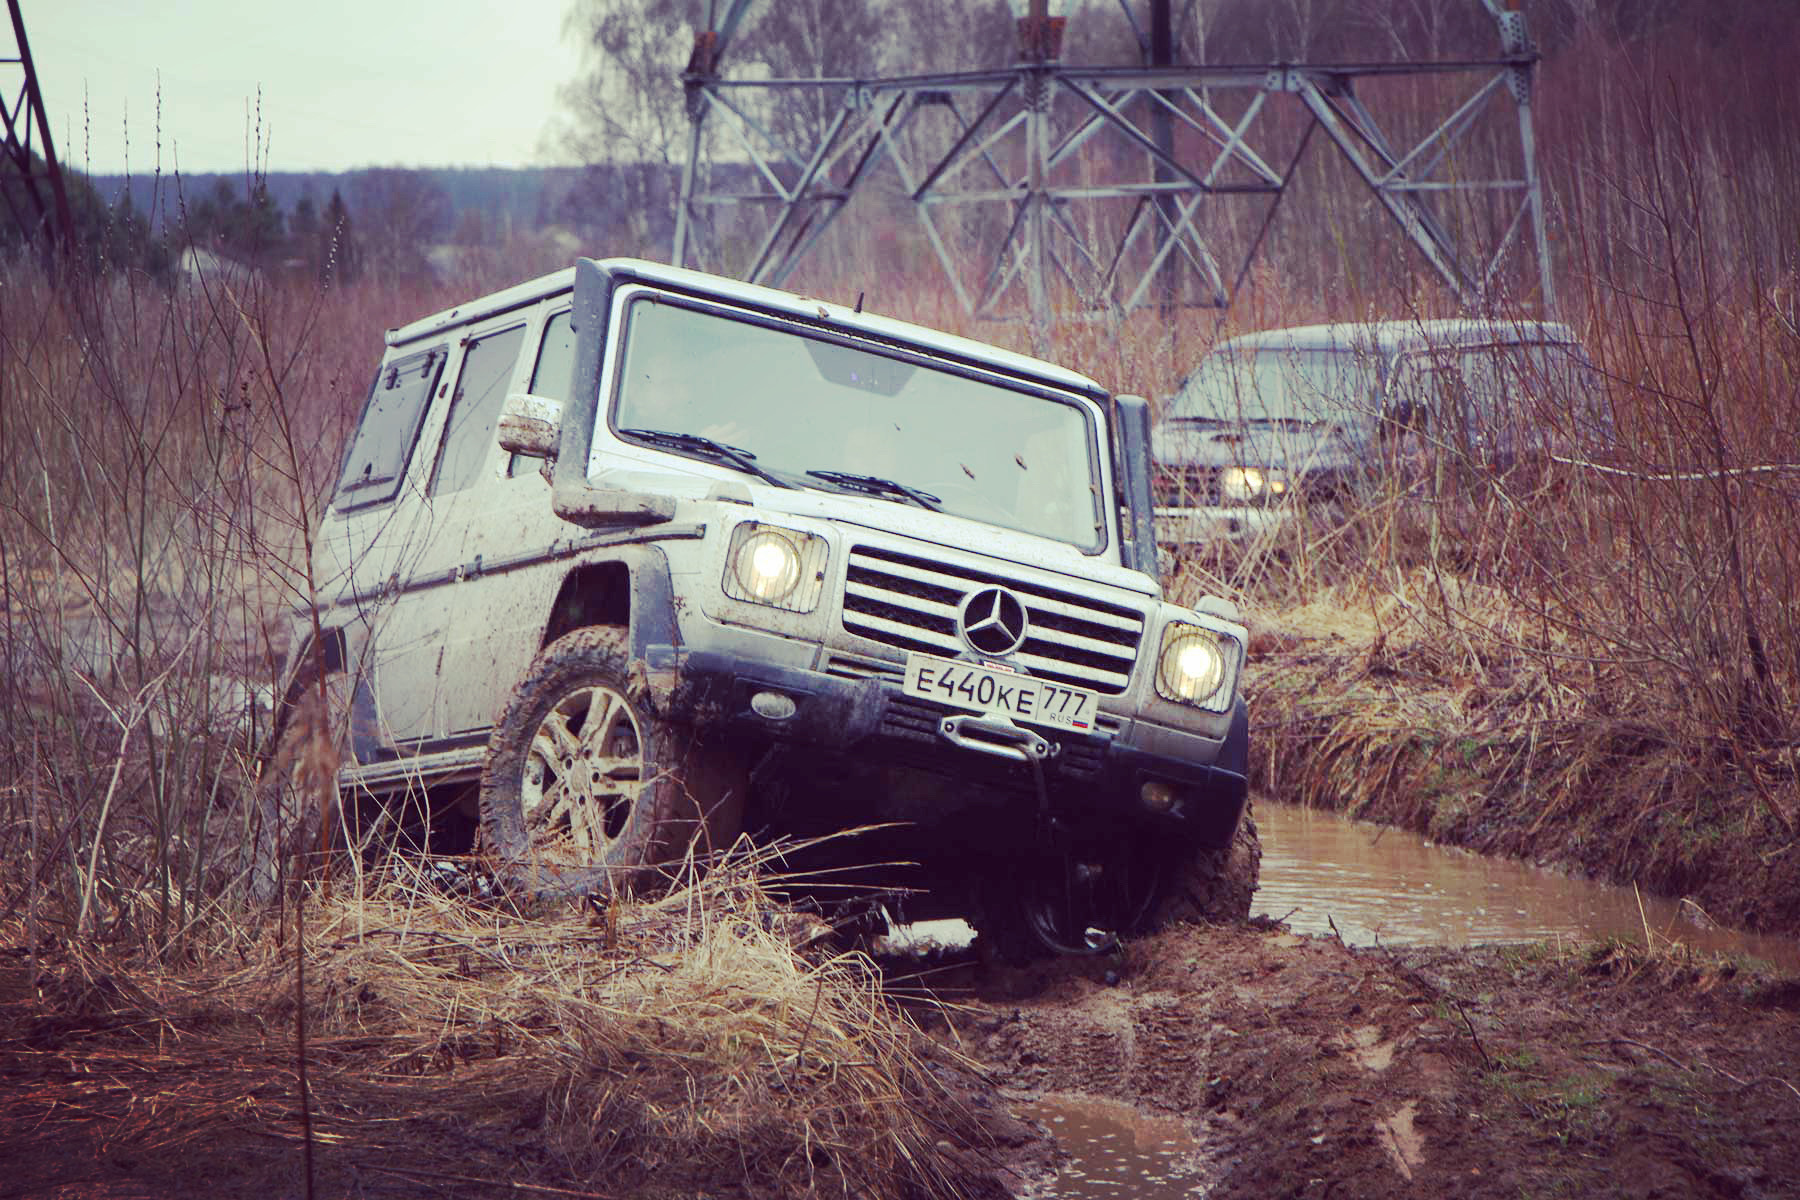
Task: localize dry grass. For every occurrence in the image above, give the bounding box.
[0,844,1008,1199]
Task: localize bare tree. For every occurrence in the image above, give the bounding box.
[349,169,451,283]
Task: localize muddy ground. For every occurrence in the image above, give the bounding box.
[944,920,1800,1199]
[6,912,1798,1199]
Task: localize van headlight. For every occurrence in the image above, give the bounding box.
[1155,623,1237,710]
[724,522,827,613]
[1219,466,1289,504]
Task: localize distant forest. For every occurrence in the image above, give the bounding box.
[89,168,587,240]
[5,162,691,284]
[6,0,1792,304]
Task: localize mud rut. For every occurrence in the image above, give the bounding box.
[931,921,1800,1199]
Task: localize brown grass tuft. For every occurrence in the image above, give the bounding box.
[0,846,1010,1199]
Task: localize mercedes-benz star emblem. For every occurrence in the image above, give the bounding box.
[958,587,1029,656]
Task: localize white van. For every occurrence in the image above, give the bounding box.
[1154,318,1598,541]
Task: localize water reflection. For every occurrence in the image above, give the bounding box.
[1021,1094,1206,1199]
[1253,801,1800,970]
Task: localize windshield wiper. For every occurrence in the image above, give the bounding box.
[619,428,796,489]
[805,468,942,512]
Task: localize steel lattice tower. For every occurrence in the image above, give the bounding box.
[2,0,76,258]
[671,0,1554,330]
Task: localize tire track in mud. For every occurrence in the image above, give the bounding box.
[948,921,1800,1199]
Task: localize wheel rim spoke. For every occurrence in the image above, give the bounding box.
[582,688,620,752]
[520,680,646,867]
[594,756,642,782]
[540,779,573,826]
[540,707,582,759]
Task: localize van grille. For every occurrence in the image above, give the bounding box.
[841,545,1144,694]
[1154,464,1221,506]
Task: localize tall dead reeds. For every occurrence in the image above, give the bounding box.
[0,233,474,954]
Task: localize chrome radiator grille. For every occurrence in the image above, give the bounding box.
[841,544,1144,694]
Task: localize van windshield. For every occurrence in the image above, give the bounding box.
[609,296,1105,550]
[1169,348,1381,428]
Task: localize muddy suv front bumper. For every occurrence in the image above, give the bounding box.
[662,645,1249,849]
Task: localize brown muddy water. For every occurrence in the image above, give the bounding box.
[1018,1094,1211,1198]
[1252,800,1800,971]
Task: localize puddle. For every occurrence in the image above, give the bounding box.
[1019,1093,1209,1198]
[881,802,1800,972]
[1253,801,1800,970]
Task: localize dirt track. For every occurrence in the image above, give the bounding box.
[939,919,1800,1199]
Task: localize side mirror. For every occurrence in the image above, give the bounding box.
[497,392,563,460]
[1112,394,1160,585]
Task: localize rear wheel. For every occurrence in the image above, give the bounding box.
[479,627,744,897]
[249,673,351,902]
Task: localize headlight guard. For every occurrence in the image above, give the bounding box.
[1154,621,1240,711]
[723,521,828,613]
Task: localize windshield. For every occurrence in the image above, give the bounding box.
[609,295,1104,549]
[1170,347,1381,428]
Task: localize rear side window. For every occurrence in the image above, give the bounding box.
[431,324,527,495]
[336,346,445,509]
[530,310,576,401]
[507,309,574,478]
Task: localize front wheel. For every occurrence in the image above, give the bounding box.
[974,812,1262,962]
[479,627,744,897]
[1151,810,1262,928]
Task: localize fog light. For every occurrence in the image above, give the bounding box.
[750,691,797,721]
[1141,779,1178,814]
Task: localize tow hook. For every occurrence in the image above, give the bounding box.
[937,712,1058,763]
[938,714,1122,956]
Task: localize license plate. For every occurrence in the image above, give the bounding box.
[902,653,1099,732]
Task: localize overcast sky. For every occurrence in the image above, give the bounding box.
[26,0,591,175]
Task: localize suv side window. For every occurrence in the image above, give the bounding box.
[507,309,575,478]
[336,346,445,509]
[431,325,527,496]
[530,310,576,400]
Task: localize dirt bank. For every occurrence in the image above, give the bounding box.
[1242,593,1800,940]
[948,919,1800,1199]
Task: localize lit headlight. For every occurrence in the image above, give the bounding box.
[1219,466,1289,504]
[723,522,827,613]
[1155,622,1236,709]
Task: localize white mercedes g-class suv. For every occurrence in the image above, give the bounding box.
[260,258,1258,957]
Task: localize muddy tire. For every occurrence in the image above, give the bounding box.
[974,841,1166,965]
[249,675,350,903]
[479,627,744,898]
[1153,810,1262,927]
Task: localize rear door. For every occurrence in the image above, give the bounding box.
[317,342,449,742]
[368,315,533,743]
